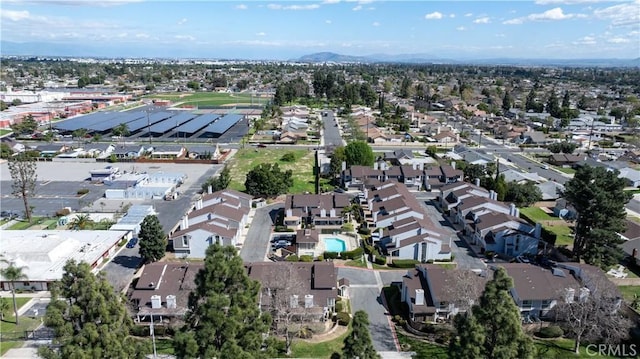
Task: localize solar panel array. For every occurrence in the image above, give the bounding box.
[90,111,146,132]
[176,114,219,134]
[149,112,197,134]
[54,112,119,132]
[126,111,174,133]
[202,114,243,135]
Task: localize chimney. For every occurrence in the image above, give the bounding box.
[489,190,496,200]
[450,161,456,170]
[534,223,542,239]
[304,294,314,308]
[151,295,162,309]
[341,161,346,172]
[579,287,590,302]
[166,295,177,309]
[286,208,293,217]
[474,178,480,187]
[330,208,336,217]
[419,162,424,171]
[196,198,203,210]
[509,203,516,217]
[564,288,575,303]
[415,289,425,306]
[207,185,212,194]
[290,295,299,308]
[514,208,520,218]
[320,208,327,217]
[373,162,379,170]
[413,163,417,170]
[182,216,189,230]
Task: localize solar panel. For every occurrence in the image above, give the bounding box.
[202,114,243,135]
[54,112,116,132]
[125,111,174,132]
[90,111,146,132]
[176,114,219,134]
[149,112,197,134]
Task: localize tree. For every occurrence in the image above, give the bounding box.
[342,310,379,359]
[201,164,231,193]
[463,164,486,182]
[39,260,149,359]
[173,243,273,359]
[67,213,95,230]
[0,296,10,321]
[138,215,166,264]
[561,90,571,109]
[450,267,535,359]
[344,141,375,167]
[547,141,577,154]
[525,89,543,113]
[0,259,28,324]
[8,153,37,222]
[505,181,542,207]
[329,146,347,182]
[562,165,631,268]
[112,123,130,148]
[501,90,512,113]
[494,174,507,202]
[72,128,88,147]
[1,143,13,159]
[244,163,293,198]
[546,91,560,118]
[11,114,38,135]
[555,274,632,354]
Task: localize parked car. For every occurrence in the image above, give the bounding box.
[126,237,139,248]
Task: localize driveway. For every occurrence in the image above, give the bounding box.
[338,266,398,352]
[102,245,143,293]
[415,195,486,270]
[240,203,283,262]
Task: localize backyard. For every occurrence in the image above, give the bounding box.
[226,148,316,194]
[0,297,40,356]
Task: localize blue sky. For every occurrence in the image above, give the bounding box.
[1,0,638,59]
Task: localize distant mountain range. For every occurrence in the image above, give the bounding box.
[296,52,640,68]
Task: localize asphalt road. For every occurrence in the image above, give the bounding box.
[321,110,345,148]
[240,203,283,262]
[337,267,397,352]
[102,244,143,293]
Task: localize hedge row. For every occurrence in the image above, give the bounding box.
[390,259,421,268]
[323,247,364,260]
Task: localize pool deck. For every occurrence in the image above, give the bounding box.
[316,234,358,257]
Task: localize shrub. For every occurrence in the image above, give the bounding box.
[364,245,375,255]
[324,251,339,259]
[536,325,564,338]
[285,255,299,262]
[274,225,295,232]
[281,152,296,162]
[336,312,351,326]
[341,247,364,260]
[335,301,345,313]
[316,255,324,262]
[374,255,387,265]
[358,227,371,235]
[299,255,313,262]
[77,188,89,195]
[131,325,149,337]
[390,259,421,268]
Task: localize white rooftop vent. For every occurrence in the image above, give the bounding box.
[151,295,162,309]
[415,289,425,306]
[166,295,177,309]
[290,295,299,308]
[564,288,575,304]
[304,294,314,308]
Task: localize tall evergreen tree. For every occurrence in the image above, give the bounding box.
[173,243,273,359]
[546,90,560,118]
[342,310,379,359]
[450,267,535,359]
[39,260,150,359]
[562,165,631,268]
[562,90,571,109]
[201,164,231,193]
[8,153,37,222]
[501,90,512,113]
[138,215,166,264]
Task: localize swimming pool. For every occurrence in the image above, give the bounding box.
[324,238,347,252]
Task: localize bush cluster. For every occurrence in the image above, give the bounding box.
[336,312,351,326]
[536,325,564,338]
[390,259,420,268]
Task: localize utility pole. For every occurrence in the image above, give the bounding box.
[147,109,152,145]
[150,316,157,358]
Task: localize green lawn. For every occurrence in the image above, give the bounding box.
[547,224,574,247]
[144,92,262,107]
[0,298,41,356]
[289,326,350,358]
[618,285,640,302]
[0,129,12,136]
[520,207,557,222]
[226,148,316,194]
[434,263,457,270]
[151,338,175,355]
[555,166,576,174]
[6,218,41,230]
[344,258,368,268]
[396,332,449,358]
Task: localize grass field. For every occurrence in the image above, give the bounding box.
[618,285,640,302]
[144,92,263,107]
[0,297,40,356]
[289,326,350,358]
[0,129,12,136]
[226,148,316,194]
[555,166,576,174]
[547,224,574,247]
[520,207,557,222]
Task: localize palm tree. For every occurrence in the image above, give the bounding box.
[68,213,94,230]
[0,260,28,324]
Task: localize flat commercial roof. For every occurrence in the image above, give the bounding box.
[149,112,197,134]
[0,230,126,282]
[110,205,156,232]
[201,114,243,136]
[176,113,219,134]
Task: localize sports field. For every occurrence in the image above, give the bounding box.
[144,92,268,107]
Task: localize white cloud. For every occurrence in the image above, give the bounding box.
[464,13,473,17]
[235,4,248,10]
[1,9,30,21]
[323,0,341,3]
[117,32,127,38]
[449,14,455,18]
[495,33,506,37]
[608,37,630,43]
[135,33,150,39]
[267,3,320,10]
[325,19,332,24]
[4,0,142,6]
[352,5,362,11]
[256,32,266,36]
[573,35,597,45]
[177,18,187,25]
[174,35,195,41]
[503,7,585,24]
[473,17,491,24]
[456,26,465,31]
[425,11,443,20]
[535,0,622,4]
[372,21,380,26]
[594,1,640,27]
